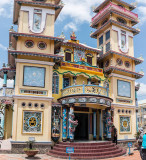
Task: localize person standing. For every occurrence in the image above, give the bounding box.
[112,125,117,145]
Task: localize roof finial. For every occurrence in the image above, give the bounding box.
[70,31,77,41]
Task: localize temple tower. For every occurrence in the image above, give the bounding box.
[8,0,63,151]
[91,0,144,140]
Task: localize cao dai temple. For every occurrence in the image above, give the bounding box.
[0,0,144,159]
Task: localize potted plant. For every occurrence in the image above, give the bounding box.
[24,140,39,157]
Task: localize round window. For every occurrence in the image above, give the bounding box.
[25,40,34,48]
[38,42,47,50]
[21,102,26,107]
[28,103,32,108]
[118,109,121,113]
[125,61,131,68]
[116,58,123,66]
[40,103,45,108]
[34,103,39,108]
[122,109,124,113]
[105,59,110,67]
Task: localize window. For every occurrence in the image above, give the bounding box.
[65,49,72,61]
[25,40,34,48]
[117,17,127,24]
[86,53,93,65]
[63,78,70,89]
[99,36,103,46]
[118,4,124,8]
[121,30,126,49]
[38,42,47,50]
[106,30,110,41]
[125,61,131,68]
[106,42,110,52]
[105,59,110,67]
[52,72,59,94]
[116,58,123,66]
[117,80,131,98]
[23,66,45,88]
[33,9,42,32]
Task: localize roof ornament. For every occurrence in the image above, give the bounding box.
[9,25,14,32]
[138,54,144,61]
[59,31,65,39]
[131,2,138,7]
[139,68,144,75]
[70,31,77,41]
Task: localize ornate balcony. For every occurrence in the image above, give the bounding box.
[91,2,138,25]
[58,85,112,107]
[0,88,14,97]
[61,84,109,97]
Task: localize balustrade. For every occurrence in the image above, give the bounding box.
[61,85,109,97]
[0,88,14,97]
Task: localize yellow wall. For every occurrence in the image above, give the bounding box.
[18,8,55,36]
[15,61,53,97]
[17,37,54,55]
[12,99,52,142]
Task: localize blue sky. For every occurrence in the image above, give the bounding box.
[0,0,146,101]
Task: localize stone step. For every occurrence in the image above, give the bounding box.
[49,148,123,157]
[53,145,118,153]
[48,149,126,159]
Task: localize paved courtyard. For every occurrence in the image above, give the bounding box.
[0,150,141,160]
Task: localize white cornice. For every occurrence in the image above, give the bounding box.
[13,95,53,101]
[109,73,136,81]
[112,103,136,108]
[15,59,55,66]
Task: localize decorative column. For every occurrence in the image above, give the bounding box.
[93,109,97,140]
[3,71,7,87]
[69,106,78,142]
[105,109,112,139]
[62,107,67,142]
[0,101,6,139]
[99,109,103,140]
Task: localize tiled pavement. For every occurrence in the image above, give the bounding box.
[0,150,141,160]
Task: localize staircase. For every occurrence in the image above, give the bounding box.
[48,141,126,159]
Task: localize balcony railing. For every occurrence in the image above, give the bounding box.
[92,2,138,23]
[61,85,109,97]
[0,88,14,97]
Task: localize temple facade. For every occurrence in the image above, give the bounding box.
[0,0,144,152]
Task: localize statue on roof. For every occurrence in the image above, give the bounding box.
[70,31,77,41]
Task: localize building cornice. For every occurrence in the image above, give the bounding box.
[8,50,64,60]
[98,50,143,65]
[13,95,53,101]
[104,66,144,79]
[15,59,55,66]
[109,73,136,81]
[112,103,136,108]
[93,0,136,13]
[90,19,139,38]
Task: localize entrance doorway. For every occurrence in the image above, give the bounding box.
[74,113,88,140]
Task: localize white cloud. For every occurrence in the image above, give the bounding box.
[137,83,146,97]
[64,22,77,31]
[0,44,7,51]
[0,0,13,18]
[59,0,103,31]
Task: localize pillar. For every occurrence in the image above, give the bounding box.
[93,109,97,140]
[3,71,7,87]
[99,109,103,140]
[62,107,67,142]
[0,108,5,139]
[13,75,16,88]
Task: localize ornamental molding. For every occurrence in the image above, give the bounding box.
[112,25,133,53]
[13,95,53,101]
[109,73,136,81]
[111,103,136,108]
[20,6,55,34]
[15,59,55,66]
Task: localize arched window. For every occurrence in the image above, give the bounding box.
[117,17,127,25]
[52,72,59,94]
[86,53,93,65]
[65,49,72,61]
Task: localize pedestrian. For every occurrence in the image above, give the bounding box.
[142,132,146,148]
[112,125,117,145]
